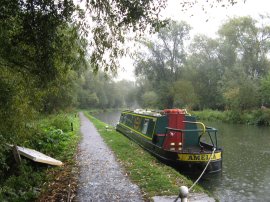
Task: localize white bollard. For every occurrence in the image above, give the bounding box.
[179,186,189,202]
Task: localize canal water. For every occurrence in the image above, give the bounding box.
[92,111,270,202]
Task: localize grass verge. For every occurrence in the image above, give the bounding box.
[84,112,205,200]
[38,113,80,201]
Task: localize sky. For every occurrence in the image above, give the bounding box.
[116,0,270,81]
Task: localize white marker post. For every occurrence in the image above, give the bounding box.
[179,186,189,202]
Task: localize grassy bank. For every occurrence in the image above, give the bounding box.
[192,109,270,126]
[0,113,80,201]
[84,112,205,200]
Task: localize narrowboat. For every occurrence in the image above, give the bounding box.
[116,109,222,174]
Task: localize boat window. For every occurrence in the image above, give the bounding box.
[120,114,126,124]
[142,119,149,134]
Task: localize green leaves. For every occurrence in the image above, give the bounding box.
[218,16,270,78]
[260,73,270,104]
[135,21,191,108]
[173,80,198,108]
[135,16,270,111]
[82,0,167,73]
[142,91,158,108]
[0,113,80,201]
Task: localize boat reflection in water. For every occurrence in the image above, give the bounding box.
[116,109,222,175]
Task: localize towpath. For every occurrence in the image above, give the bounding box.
[76,112,143,202]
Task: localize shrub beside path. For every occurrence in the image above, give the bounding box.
[76,112,143,202]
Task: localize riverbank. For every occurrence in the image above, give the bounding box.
[192,109,270,126]
[84,112,207,200]
[0,113,80,201]
[87,108,270,126]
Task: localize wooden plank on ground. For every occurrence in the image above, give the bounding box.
[8,144,63,166]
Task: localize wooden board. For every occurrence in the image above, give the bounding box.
[10,145,63,166]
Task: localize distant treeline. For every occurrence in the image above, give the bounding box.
[78,15,270,126]
[134,16,270,112]
[77,71,138,109]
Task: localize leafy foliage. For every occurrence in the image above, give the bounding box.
[173,80,198,108]
[142,91,158,108]
[0,113,80,201]
[0,0,167,152]
[193,109,270,126]
[260,73,270,105]
[135,21,191,108]
[218,16,270,78]
[84,0,168,72]
[0,0,88,173]
[135,16,270,111]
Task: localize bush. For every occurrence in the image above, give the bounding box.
[0,142,11,182]
[253,109,270,126]
[29,114,76,158]
[48,114,73,133]
[192,109,225,121]
[223,110,242,123]
[0,160,45,201]
[0,113,79,202]
[193,109,270,126]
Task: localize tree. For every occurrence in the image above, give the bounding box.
[142,91,159,108]
[260,73,270,106]
[0,0,82,84]
[173,80,198,109]
[218,16,270,79]
[114,80,137,108]
[217,16,270,109]
[0,1,88,171]
[136,21,191,80]
[78,91,99,108]
[76,70,138,109]
[221,65,260,110]
[135,20,191,108]
[86,0,241,73]
[185,35,224,109]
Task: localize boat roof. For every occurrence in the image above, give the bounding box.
[122,109,164,117]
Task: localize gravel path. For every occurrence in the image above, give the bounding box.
[76,112,143,202]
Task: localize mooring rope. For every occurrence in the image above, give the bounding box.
[174,147,216,202]
[188,147,216,191]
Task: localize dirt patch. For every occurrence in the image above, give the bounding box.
[38,162,78,202]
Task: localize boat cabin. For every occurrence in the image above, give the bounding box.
[117,108,222,174]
